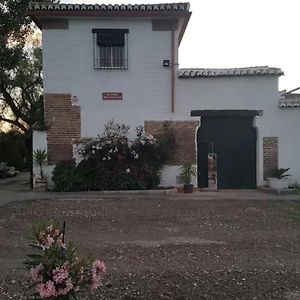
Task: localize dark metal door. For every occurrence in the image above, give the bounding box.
[197,141,209,188]
[197,116,257,189]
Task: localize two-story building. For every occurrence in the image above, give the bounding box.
[29,2,300,189]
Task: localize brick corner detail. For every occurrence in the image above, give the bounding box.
[44,93,81,164]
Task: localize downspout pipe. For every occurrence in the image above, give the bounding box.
[171,28,175,113]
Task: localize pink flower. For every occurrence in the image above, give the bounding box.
[53,265,69,284]
[92,260,106,273]
[37,234,55,249]
[91,276,100,289]
[56,278,73,296]
[30,263,44,282]
[37,280,56,298]
[91,260,106,290]
[56,234,65,247]
[45,235,55,248]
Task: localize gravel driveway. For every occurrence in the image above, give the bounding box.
[0,196,299,299]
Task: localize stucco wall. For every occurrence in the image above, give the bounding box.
[32,130,47,152]
[42,18,177,136]
[41,17,300,187]
[176,76,300,185]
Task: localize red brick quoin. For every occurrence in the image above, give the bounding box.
[144,120,199,166]
[44,94,81,164]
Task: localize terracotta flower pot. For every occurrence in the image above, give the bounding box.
[184,184,194,193]
[35,178,48,192]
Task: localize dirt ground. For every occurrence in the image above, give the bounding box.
[0,196,299,299]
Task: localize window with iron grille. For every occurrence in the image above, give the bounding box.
[92,29,129,70]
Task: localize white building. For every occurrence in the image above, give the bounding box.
[29,2,300,189]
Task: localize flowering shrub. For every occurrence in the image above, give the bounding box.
[52,120,176,191]
[25,221,106,299]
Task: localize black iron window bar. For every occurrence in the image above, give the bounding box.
[92,29,129,70]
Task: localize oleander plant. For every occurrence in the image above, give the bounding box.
[52,120,176,191]
[25,221,106,299]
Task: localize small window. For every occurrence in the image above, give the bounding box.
[92,29,129,70]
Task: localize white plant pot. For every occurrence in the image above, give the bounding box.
[268,178,289,190]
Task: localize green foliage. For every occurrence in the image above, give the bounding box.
[269,168,290,179]
[179,163,197,185]
[33,148,47,179]
[0,45,44,132]
[52,121,175,191]
[0,130,31,170]
[52,160,77,191]
[0,0,58,132]
[33,149,47,166]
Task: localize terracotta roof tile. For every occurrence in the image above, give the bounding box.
[279,90,300,108]
[178,66,283,78]
[29,2,190,12]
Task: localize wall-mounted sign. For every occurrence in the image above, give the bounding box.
[102,92,123,100]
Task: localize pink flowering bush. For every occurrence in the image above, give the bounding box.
[25,221,106,299]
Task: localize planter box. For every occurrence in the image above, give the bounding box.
[268,178,289,190]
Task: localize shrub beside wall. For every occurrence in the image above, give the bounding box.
[52,121,175,191]
[0,131,31,170]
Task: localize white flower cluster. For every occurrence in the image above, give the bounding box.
[76,122,158,162]
[136,127,156,145]
[130,150,139,159]
[92,144,103,150]
[138,135,156,145]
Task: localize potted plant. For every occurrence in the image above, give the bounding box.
[33,149,48,191]
[268,168,290,189]
[179,163,197,193]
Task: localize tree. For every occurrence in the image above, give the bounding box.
[0,0,58,132]
[0,46,44,132]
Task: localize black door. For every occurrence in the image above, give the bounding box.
[197,116,257,189]
[197,141,209,188]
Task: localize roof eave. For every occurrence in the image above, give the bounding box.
[178,11,191,45]
[29,10,191,38]
[28,9,190,19]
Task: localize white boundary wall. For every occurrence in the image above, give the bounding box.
[32,130,55,189]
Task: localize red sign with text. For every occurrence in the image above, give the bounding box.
[102,92,123,100]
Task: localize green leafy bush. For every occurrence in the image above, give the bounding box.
[52,160,78,191]
[0,131,31,170]
[52,121,175,191]
[269,168,290,179]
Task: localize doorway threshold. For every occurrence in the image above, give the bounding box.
[199,188,220,192]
